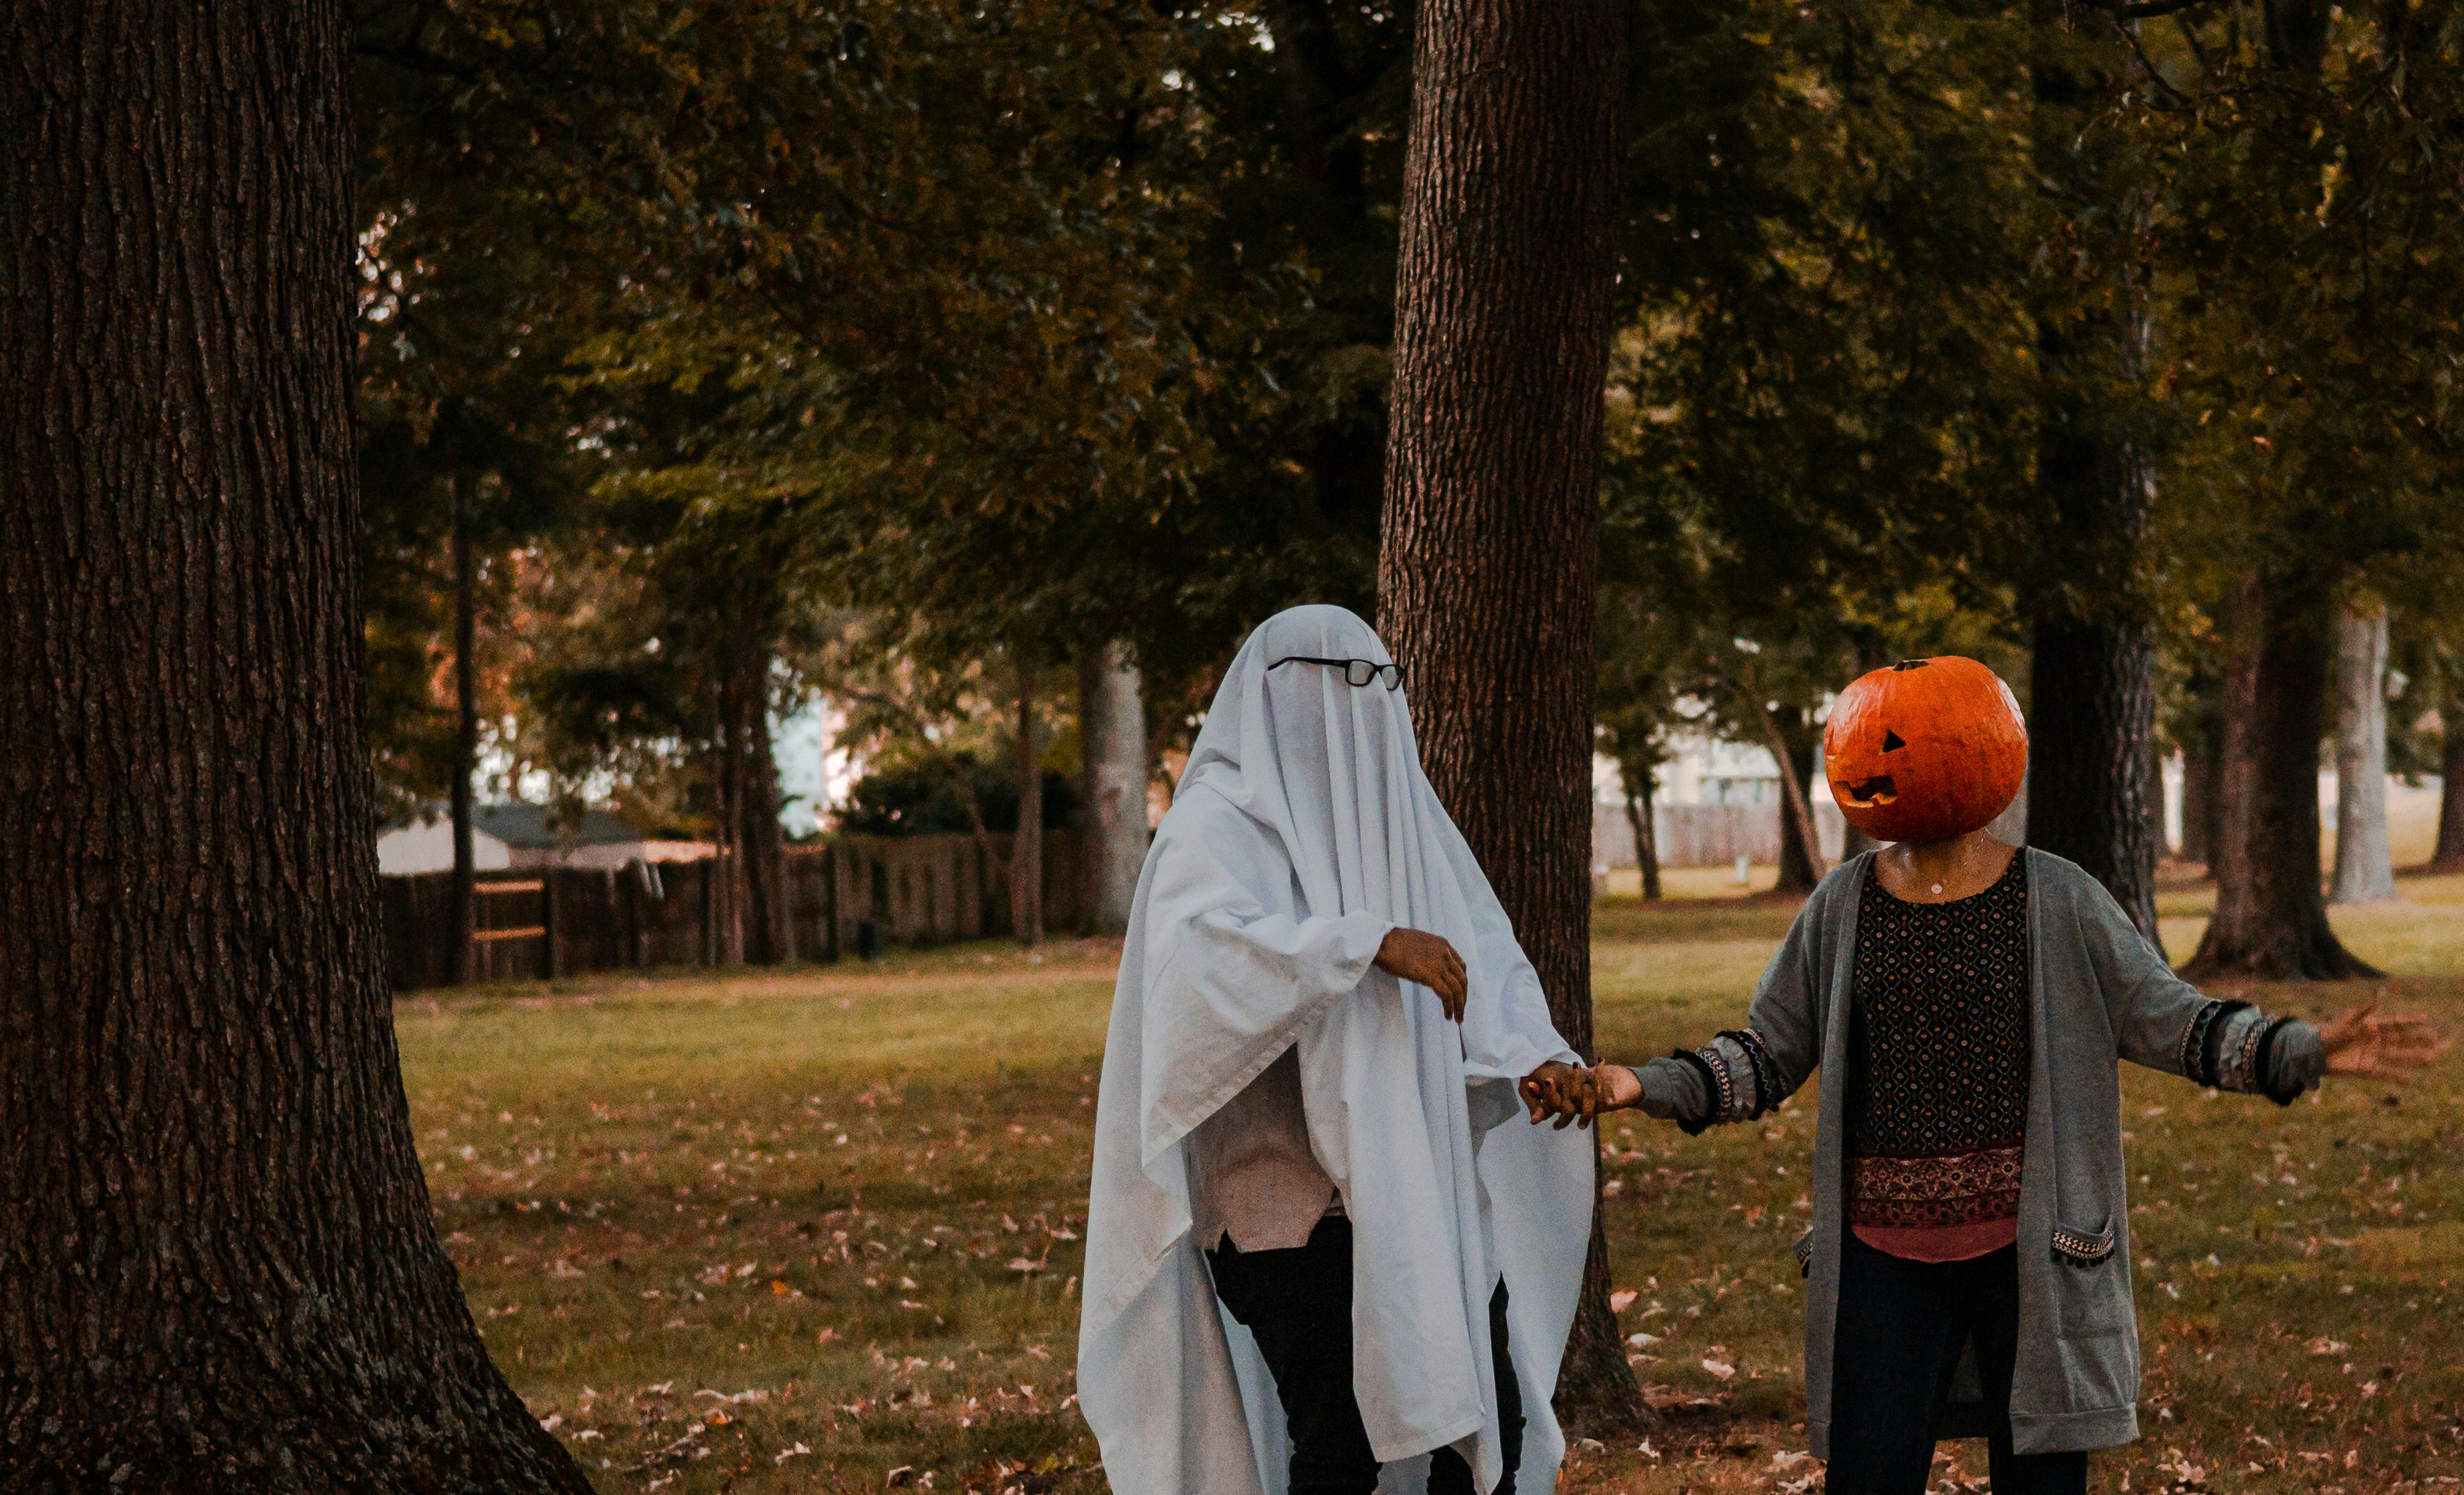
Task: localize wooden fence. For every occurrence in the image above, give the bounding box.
[1590,800,1850,869]
[381,829,1085,994]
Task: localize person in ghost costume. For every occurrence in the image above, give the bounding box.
[1077,605,1598,1495]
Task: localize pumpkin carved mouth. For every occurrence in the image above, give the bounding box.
[1843,774,1897,805]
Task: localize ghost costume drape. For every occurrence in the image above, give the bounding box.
[1078,605,1593,1495]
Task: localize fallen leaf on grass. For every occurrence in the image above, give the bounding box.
[1701,1358,1736,1380]
[775,1442,811,1464]
[1609,1289,1637,1312]
[1640,1383,1726,1412]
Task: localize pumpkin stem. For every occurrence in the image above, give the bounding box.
[1891,658,1931,671]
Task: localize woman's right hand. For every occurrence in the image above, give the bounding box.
[1563,1063,1642,1129]
[1374,927,1468,1021]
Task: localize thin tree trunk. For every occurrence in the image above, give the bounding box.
[1759,704,1825,894]
[2029,617,2164,945]
[1078,651,1103,935]
[1012,660,1044,946]
[0,3,590,1485]
[733,625,793,964]
[707,680,747,966]
[2432,722,2464,872]
[1625,783,1662,900]
[1082,640,1149,937]
[2328,601,2395,903]
[1376,0,1640,1435]
[2180,722,2220,869]
[449,471,479,986]
[2184,570,2380,979]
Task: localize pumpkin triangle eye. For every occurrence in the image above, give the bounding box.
[1882,729,1907,753]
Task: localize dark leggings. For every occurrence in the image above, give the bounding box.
[1828,1235,2088,1495]
[1207,1216,1521,1495]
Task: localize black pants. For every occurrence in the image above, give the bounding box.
[1207,1216,1522,1495]
[1828,1235,2089,1495]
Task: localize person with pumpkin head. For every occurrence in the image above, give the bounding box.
[1521,656,2442,1495]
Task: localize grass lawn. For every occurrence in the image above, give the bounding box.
[400,872,2464,1494]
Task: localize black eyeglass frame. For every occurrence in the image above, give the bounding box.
[1269,655,1403,691]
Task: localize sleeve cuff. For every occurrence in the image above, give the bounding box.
[2262,1018,2324,1104]
[1655,1051,1720,1134]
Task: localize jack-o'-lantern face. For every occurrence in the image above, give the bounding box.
[1823,656,2027,844]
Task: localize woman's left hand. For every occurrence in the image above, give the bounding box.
[2318,999,2446,1081]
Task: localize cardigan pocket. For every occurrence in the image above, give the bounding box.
[2050,1215,2133,1334]
[2050,1218,2116,1267]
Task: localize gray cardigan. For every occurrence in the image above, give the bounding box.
[1638,850,2322,1458]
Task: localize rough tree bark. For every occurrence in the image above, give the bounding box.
[1375,0,1639,1434]
[1012,660,1045,946]
[0,3,592,1488]
[1079,641,1149,937]
[2433,724,2464,873]
[2183,572,2381,980]
[2328,601,2395,904]
[449,471,480,986]
[2029,618,2164,945]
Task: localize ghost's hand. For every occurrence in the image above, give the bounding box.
[1375,927,1468,1021]
[1519,1061,1583,1124]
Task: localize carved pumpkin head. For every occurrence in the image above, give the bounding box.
[1823,656,2027,844]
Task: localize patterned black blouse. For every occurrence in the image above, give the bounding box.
[1844,854,2032,1259]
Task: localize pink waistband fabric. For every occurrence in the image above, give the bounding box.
[1852,1215,2020,1263]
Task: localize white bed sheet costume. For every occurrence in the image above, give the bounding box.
[1077,605,1595,1495]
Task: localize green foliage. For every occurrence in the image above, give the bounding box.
[836,754,1079,837]
[1599,0,2042,751]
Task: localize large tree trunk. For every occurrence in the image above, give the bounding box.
[2328,601,2396,903]
[1376,0,1639,1435]
[1011,660,1045,946]
[2024,17,2165,946]
[2029,618,2164,946]
[1079,640,1149,937]
[2432,722,2464,872]
[449,471,480,986]
[0,4,590,1487]
[2183,571,2380,980]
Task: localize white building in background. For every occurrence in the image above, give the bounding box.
[1593,725,1856,870]
[375,803,648,876]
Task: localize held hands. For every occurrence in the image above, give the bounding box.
[1519,1062,1641,1130]
[1374,927,1468,1022]
[2318,999,2445,1082]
